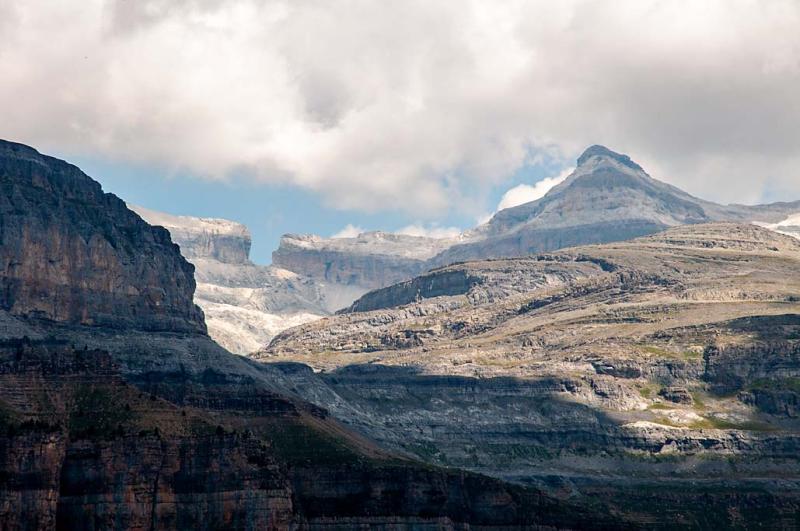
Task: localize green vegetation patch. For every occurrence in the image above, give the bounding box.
[652,416,682,428]
[748,377,800,394]
[690,391,707,410]
[0,399,20,435]
[482,443,553,462]
[68,384,136,439]
[639,345,702,360]
[262,421,363,466]
[637,382,660,399]
[0,397,60,436]
[402,440,447,463]
[687,417,777,431]
[620,450,684,463]
[652,412,776,431]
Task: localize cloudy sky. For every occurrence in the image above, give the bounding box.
[2,0,799,262]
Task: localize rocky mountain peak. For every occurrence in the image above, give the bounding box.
[480,143,708,238]
[575,144,643,171]
[430,145,800,266]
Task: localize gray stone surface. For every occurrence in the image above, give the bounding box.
[262,224,800,500]
[431,145,800,265]
[132,205,365,354]
[0,140,205,334]
[269,146,800,321]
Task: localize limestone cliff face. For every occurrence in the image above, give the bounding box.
[0,140,205,333]
[128,205,252,265]
[131,206,359,354]
[272,232,455,290]
[0,342,301,529]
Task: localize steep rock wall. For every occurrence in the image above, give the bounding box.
[0,140,205,333]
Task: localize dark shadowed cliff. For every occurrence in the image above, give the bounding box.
[0,140,205,333]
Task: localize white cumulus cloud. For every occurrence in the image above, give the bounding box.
[331,224,364,239]
[332,223,461,240]
[2,0,800,216]
[495,168,573,212]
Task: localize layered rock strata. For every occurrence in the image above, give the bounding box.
[261,223,800,528]
[2,340,606,530]
[0,139,622,529]
[130,205,360,354]
[0,141,205,334]
[273,146,800,304]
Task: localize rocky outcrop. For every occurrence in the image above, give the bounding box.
[703,340,800,393]
[0,140,205,334]
[343,269,483,313]
[659,386,694,404]
[342,257,607,315]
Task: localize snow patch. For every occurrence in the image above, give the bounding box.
[130,204,249,238]
[395,224,462,239]
[199,298,322,355]
[754,213,800,240]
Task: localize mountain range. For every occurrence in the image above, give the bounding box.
[5,137,800,528]
[1,138,615,529]
[278,145,800,283]
[433,145,800,264]
[139,145,800,354]
[261,222,800,527]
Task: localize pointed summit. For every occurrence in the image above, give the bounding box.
[576,145,643,171]
[430,145,800,266]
